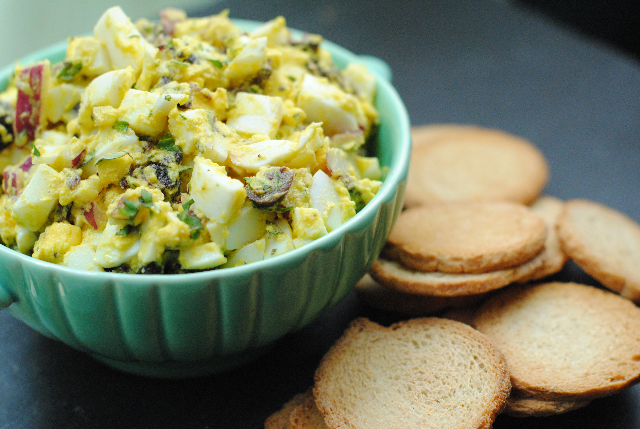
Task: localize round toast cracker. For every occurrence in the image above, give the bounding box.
[505,395,591,418]
[313,317,511,429]
[557,199,640,301]
[354,274,487,316]
[265,392,306,429]
[370,250,545,297]
[288,389,329,429]
[519,195,568,282]
[384,202,547,274]
[473,282,640,400]
[405,125,549,208]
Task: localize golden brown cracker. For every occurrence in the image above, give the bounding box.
[405,125,548,207]
[385,202,547,274]
[557,199,640,301]
[369,250,545,297]
[520,195,568,281]
[474,282,640,400]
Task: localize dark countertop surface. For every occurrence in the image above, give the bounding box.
[2,0,640,427]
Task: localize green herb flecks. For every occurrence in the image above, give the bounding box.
[140,189,154,208]
[207,59,224,69]
[95,152,128,165]
[118,191,156,223]
[169,60,189,68]
[57,61,83,81]
[119,199,140,220]
[114,120,129,132]
[157,133,182,152]
[265,221,283,237]
[177,199,203,239]
[116,224,139,236]
[78,151,95,168]
[15,130,28,147]
[272,205,294,213]
[348,187,366,213]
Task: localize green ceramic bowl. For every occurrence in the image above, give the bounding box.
[0,21,410,378]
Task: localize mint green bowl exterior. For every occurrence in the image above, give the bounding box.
[0,22,410,378]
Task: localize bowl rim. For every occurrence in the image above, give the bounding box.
[0,18,411,284]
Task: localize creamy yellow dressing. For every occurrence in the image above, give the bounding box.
[0,6,382,273]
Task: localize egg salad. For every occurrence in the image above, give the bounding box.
[0,6,382,274]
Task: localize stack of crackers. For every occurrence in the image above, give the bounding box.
[265,125,640,428]
[361,125,566,315]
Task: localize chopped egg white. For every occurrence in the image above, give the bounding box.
[94,218,141,268]
[168,107,228,163]
[63,243,104,271]
[11,164,63,231]
[118,89,188,137]
[190,156,246,224]
[76,67,136,132]
[227,92,284,139]
[291,207,327,248]
[0,6,381,273]
[222,238,266,268]
[179,242,226,270]
[93,6,157,76]
[223,36,267,85]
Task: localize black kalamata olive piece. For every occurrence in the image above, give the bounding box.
[173,151,183,164]
[245,166,294,206]
[186,53,198,64]
[149,163,179,190]
[0,103,15,150]
[137,262,162,274]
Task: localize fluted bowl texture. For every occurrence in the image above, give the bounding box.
[0,20,410,378]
